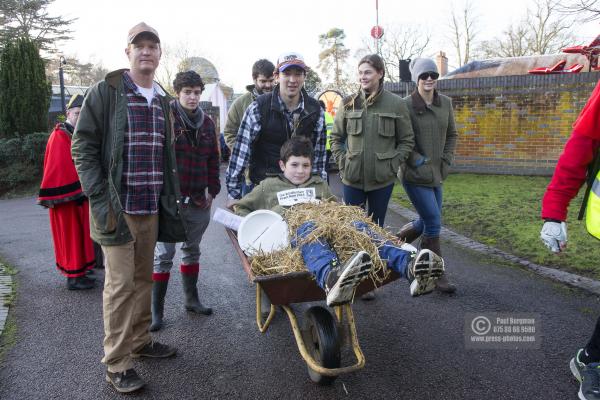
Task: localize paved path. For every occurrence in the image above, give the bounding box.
[0,171,597,399]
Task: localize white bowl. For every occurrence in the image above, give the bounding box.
[237,210,290,256]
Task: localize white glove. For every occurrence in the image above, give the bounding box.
[540,221,568,253]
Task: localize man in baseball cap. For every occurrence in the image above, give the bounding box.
[72,21,183,393]
[226,49,327,210]
[127,21,160,44]
[276,52,308,72]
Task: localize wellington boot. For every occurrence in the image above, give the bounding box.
[150,279,169,332]
[396,221,422,244]
[182,273,213,315]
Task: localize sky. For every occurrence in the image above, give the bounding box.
[49,0,599,93]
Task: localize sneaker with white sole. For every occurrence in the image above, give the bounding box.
[580,363,600,400]
[408,249,445,297]
[572,349,586,383]
[325,251,372,307]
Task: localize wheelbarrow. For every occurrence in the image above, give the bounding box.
[225,227,400,385]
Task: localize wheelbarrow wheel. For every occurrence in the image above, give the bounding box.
[303,306,341,385]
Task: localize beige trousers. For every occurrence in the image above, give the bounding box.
[101,214,158,373]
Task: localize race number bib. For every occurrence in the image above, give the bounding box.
[277,188,317,206]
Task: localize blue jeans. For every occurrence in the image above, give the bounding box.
[343,183,395,227]
[402,182,443,238]
[241,181,255,196]
[292,221,413,288]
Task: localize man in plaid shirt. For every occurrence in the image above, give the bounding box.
[225,51,327,206]
[151,71,220,332]
[72,23,185,393]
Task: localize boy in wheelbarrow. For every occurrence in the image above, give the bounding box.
[233,136,446,306]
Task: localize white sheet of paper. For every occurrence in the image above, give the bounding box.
[212,207,243,231]
[276,188,316,207]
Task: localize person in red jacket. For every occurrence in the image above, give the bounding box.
[38,94,96,290]
[541,81,600,400]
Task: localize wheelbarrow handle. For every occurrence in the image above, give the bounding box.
[256,283,276,333]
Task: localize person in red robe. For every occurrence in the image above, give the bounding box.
[38,94,96,290]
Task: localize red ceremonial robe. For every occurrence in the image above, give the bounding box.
[38,123,95,277]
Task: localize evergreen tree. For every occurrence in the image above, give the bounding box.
[0,38,51,137]
[0,0,75,53]
[318,28,350,89]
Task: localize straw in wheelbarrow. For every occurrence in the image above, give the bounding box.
[250,201,398,286]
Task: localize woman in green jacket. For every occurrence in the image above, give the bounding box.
[330,54,414,227]
[397,57,458,293]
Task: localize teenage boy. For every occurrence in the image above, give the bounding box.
[150,71,221,331]
[226,52,327,206]
[234,136,445,306]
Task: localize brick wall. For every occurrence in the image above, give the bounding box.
[386,73,600,175]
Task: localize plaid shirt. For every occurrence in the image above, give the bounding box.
[226,92,326,199]
[121,72,165,214]
[171,101,221,201]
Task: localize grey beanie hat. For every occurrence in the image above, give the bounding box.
[410,58,438,83]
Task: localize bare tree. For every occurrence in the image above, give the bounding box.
[448,1,478,67]
[478,24,530,58]
[477,0,576,58]
[559,0,600,21]
[527,0,577,54]
[155,42,191,94]
[358,25,431,83]
[46,55,109,86]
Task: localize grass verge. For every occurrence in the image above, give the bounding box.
[0,260,18,365]
[0,181,39,200]
[392,173,600,279]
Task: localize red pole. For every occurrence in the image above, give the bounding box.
[375,0,380,54]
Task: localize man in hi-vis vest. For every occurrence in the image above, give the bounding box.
[541,81,600,400]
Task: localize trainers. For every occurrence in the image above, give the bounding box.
[105,369,145,393]
[325,251,372,307]
[572,349,586,382]
[131,341,177,358]
[580,363,600,400]
[408,249,445,297]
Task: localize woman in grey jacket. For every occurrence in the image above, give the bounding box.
[397,58,458,293]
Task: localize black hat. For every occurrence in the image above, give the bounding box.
[67,94,83,110]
